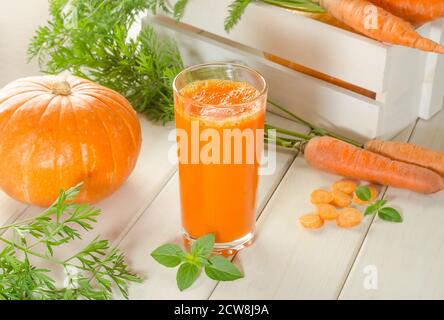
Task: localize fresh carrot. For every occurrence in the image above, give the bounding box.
[337,208,363,228]
[310,189,334,204]
[300,213,324,229]
[304,136,444,194]
[319,0,444,54]
[369,0,444,25]
[365,139,444,178]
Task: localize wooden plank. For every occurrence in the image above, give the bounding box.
[210,124,415,299]
[119,113,307,299]
[340,110,444,299]
[0,192,28,228]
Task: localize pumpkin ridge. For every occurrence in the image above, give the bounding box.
[74,89,136,118]
[19,79,51,90]
[56,96,65,191]
[72,94,118,187]
[66,97,89,198]
[0,94,53,137]
[75,87,135,115]
[3,77,52,91]
[22,95,58,203]
[67,76,93,89]
[0,87,47,98]
[0,90,47,110]
[75,92,139,152]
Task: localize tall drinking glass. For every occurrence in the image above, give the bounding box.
[173,63,267,253]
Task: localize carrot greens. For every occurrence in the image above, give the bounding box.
[0,184,142,300]
[29,0,184,123]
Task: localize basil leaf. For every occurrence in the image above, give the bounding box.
[151,244,184,268]
[177,263,200,291]
[205,256,243,281]
[355,186,371,202]
[197,256,210,266]
[365,199,387,216]
[191,234,215,258]
[378,207,403,223]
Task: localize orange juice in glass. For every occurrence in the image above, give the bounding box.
[173,63,267,253]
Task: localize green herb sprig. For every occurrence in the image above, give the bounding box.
[0,184,142,300]
[29,0,184,123]
[355,186,403,223]
[151,234,243,291]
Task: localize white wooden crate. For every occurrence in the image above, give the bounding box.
[151,0,443,140]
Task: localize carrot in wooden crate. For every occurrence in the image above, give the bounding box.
[304,136,444,194]
[332,180,358,195]
[365,140,444,177]
[315,204,339,221]
[300,213,324,229]
[310,189,334,204]
[319,0,444,54]
[336,208,363,228]
[369,0,444,25]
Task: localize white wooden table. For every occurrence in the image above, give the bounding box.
[0,107,443,300]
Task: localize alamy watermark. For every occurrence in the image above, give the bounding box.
[168,121,277,175]
[363,265,378,290]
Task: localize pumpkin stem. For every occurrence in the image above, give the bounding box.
[52,80,72,96]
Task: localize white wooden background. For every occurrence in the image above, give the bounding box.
[1,2,444,300]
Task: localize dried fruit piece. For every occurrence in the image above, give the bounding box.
[299,213,324,229]
[337,208,363,228]
[332,180,357,195]
[331,190,352,208]
[353,186,379,205]
[315,204,339,221]
[310,189,333,204]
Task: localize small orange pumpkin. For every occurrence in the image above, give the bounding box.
[0,75,142,207]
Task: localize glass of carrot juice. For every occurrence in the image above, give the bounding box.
[173,63,267,253]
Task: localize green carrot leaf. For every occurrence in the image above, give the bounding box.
[225,0,252,32]
[177,263,200,291]
[261,0,325,13]
[173,0,189,19]
[205,256,243,281]
[378,207,403,223]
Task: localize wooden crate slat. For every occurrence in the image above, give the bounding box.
[173,0,388,93]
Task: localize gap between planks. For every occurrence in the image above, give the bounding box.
[335,118,420,299]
